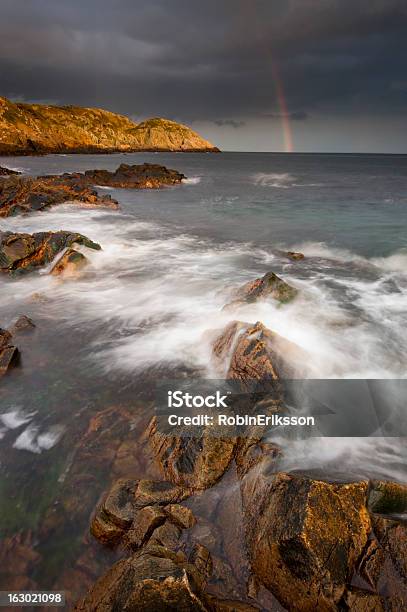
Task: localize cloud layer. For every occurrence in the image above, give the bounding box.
[1,0,407,150]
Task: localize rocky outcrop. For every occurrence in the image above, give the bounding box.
[0,231,101,275]
[0,165,20,176]
[0,174,118,217]
[0,96,219,155]
[224,271,298,309]
[0,163,185,217]
[241,471,371,611]
[83,163,185,188]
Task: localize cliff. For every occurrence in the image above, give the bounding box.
[0,97,219,155]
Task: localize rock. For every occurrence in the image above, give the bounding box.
[10,315,36,333]
[135,479,192,508]
[0,165,20,176]
[0,345,19,377]
[225,271,298,308]
[212,320,305,383]
[90,513,124,547]
[0,96,219,155]
[149,521,182,549]
[0,327,12,349]
[0,531,40,591]
[368,480,407,515]
[75,546,208,611]
[164,504,196,529]
[125,506,167,550]
[84,163,185,188]
[206,597,260,612]
[0,231,101,275]
[372,514,407,581]
[342,588,384,611]
[286,251,304,261]
[242,472,371,611]
[50,248,88,278]
[189,543,213,586]
[100,478,138,530]
[148,417,237,490]
[0,174,119,217]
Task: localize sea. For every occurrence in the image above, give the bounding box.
[0,151,406,596]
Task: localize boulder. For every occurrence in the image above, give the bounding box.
[125,506,167,550]
[0,328,19,377]
[0,231,101,275]
[225,271,297,308]
[0,327,12,349]
[50,248,88,278]
[368,480,407,515]
[286,251,304,261]
[372,514,407,581]
[75,546,208,611]
[164,504,196,530]
[10,315,36,333]
[241,471,371,611]
[342,588,384,611]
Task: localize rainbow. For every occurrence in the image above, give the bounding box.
[270,60,293,153]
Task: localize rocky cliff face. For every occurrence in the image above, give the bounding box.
[0,97,219,155]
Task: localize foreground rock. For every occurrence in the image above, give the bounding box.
[225,271,298,309]
[0,165,20,176]
[368,480,407,514]
[0,174,118,217]
[242,471,371,611]
[0,96,219,155]
[0,327,19,377]
[0,231,101,275]
[50,248,89,278]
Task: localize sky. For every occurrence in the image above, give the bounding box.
[1,0,407,152]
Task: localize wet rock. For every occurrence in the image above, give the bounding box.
[100,478,138,530]
[0,345,19,377]
[0,165,20,176]
[75,545,208,611]
[164,504,196,529]
[0,174,119,217]
[90,513,124,546]
[125,505,167,550]
[342,587,384,611]
[225,271,298,308]
[372,514,407,581]
[149,521,182,549]
[0,327,12,349]
[135,479,192,507]
[286,251,304,261]
[83,163,185,188]
[189,543,213,582]
[0,230,101,275]
[0,531,40,591]
[212,320,305,382]
[242,471,371,611]
[10,315,36,333]
[50,248,89,278]
[148,417,237,490]
[368,480,407,514]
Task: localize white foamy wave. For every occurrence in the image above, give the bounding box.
[372,251,407,272]
[13,424,64,453]
[183,176,202,185]
[253,172,295,188]
[0,408,36,429]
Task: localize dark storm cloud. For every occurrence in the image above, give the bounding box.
[0,0,407,123]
